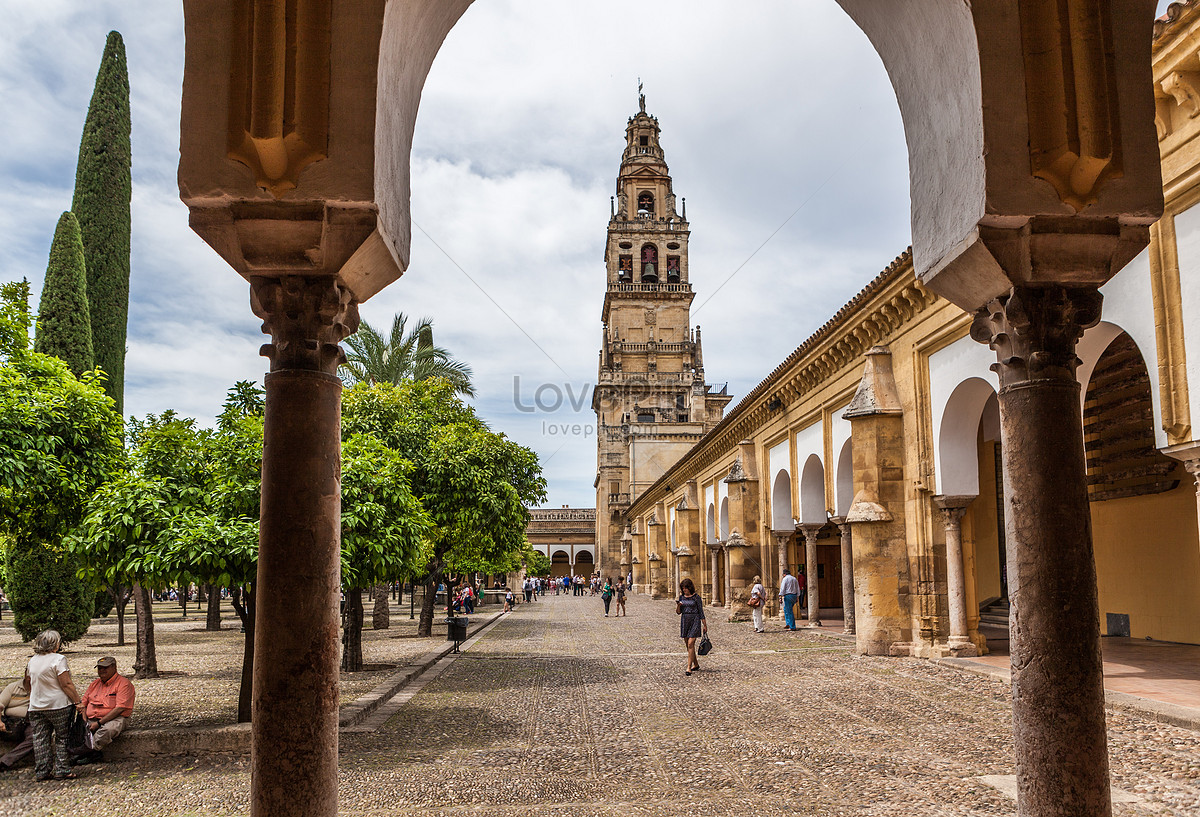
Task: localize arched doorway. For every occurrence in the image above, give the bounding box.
[550,549,571,579]
[575,549,595,576]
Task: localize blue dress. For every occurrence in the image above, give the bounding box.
[678,594,705,639]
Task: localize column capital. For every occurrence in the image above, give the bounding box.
[771,530,793,544]
[970,286,1102,391]
[933,494,976,525]
[251,275,360,373]
[1162,441,1200,487]
[797,522,824,540]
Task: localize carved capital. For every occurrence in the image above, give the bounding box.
[250,275,359,373]
[797,523,824,543]
[970,286,1102,391]
[933,495,975,528]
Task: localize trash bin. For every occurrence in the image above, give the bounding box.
[445,616,468,652]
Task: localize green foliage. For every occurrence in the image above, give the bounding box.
[165,513,258,590]
[342,313,475,397]
[523,547,551,577]
[344,379,546,583]
[340,435,431,590]
[0,284,123,547]
[34,212,94,376]
[73,31,132,416]
[5,543,92,643]
[93,587,115,618]
[72,413,211,590]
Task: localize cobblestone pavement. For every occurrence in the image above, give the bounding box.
[2,593,1198,815]
[0,598,486,729]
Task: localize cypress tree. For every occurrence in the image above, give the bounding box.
[72,31,131,416]
[34,212,95,376]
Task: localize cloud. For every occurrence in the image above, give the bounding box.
[2,0,914,507]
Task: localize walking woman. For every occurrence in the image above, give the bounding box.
[614,578,627,617]
[26,629,82,781]
[676,578,707,675]
[601,578,614,617]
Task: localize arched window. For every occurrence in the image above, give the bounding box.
[637,191,655,215]
[666,256,680,283]
[640,244,658,283]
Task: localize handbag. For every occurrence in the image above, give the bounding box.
[66,709,93,755]
[748,595,761,608]
[697,633,713,656]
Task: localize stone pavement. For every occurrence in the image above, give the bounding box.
[2,593,1198,815]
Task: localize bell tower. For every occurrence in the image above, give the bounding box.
[593,93,732,579]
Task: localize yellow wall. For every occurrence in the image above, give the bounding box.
[968,434,1003,605]
[1092,474,1200,644]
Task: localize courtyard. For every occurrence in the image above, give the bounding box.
[1,594,1197,816]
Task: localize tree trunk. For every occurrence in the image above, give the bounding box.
[372,584,390,630]
[132,582,158,678]
[197,584,207,604]
[206,587,221,631]
[417,577,439,637]
[111,583,128,647]
[341,588,365,672]
[230,585,256,723]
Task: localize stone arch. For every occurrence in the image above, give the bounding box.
[706,502,716,544]
[834,439,854,516]
[799,453,826,524]
[937,377,997,496]
[719,497,729,540]
[771,470,793,530]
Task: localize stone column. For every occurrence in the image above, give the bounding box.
[772,531,791,619]
[797,523,823,627]
[619,526,632,587]
[250,276,358,817]
[932,496,977,657]
[709,545,722,605]
[830,517,855,635]
[723,447,761,620]
[675,494,701,589]
[646,515,669,598]
[972,286,1110,816]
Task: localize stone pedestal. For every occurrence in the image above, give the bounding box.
[723,448,760,621]
[723,531,752,621]
[647,554,669,599]
[831,518,855,635]
[933,495,977,657]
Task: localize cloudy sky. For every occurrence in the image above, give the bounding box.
[2,2,1175,508]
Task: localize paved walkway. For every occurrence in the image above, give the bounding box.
[975,626,1200,710]
[2,594,1198,815]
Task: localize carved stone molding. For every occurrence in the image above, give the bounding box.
[724,456,747,483]
[970,286,1103,391]
[227,0,333,196]
[1162,71,1200,119]
[250,275,359,373]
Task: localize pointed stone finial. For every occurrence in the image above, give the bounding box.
[725,455,748,483]
[676,496,690,511]
[844,346,903,418]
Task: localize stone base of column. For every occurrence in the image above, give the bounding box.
[938,636,980,658]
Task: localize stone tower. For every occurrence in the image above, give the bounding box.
[593,93,732,577]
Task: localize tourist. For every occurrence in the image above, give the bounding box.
[627,571,633,593]
[749,575,766,633]
[779,569,801,631]
[676,578,707,676]
[797,566,807,612]
[615,579,627,617]
[74,656,135,765]
[26,629,83,781]
[523,578,533,604]
[503,588,515,612]
[601,578,614,617]
[0,674,32,771]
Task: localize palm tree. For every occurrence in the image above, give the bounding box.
[341,313,475,397]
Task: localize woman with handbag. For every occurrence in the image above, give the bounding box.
[601,579,614,616]
[25,630,82,781]
[614,579,627,617]
[676,578,707,675]
[749,575,766,633]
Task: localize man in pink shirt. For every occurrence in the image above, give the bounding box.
[75,657,135,764]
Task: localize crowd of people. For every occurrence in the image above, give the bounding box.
[0,629,135,780]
